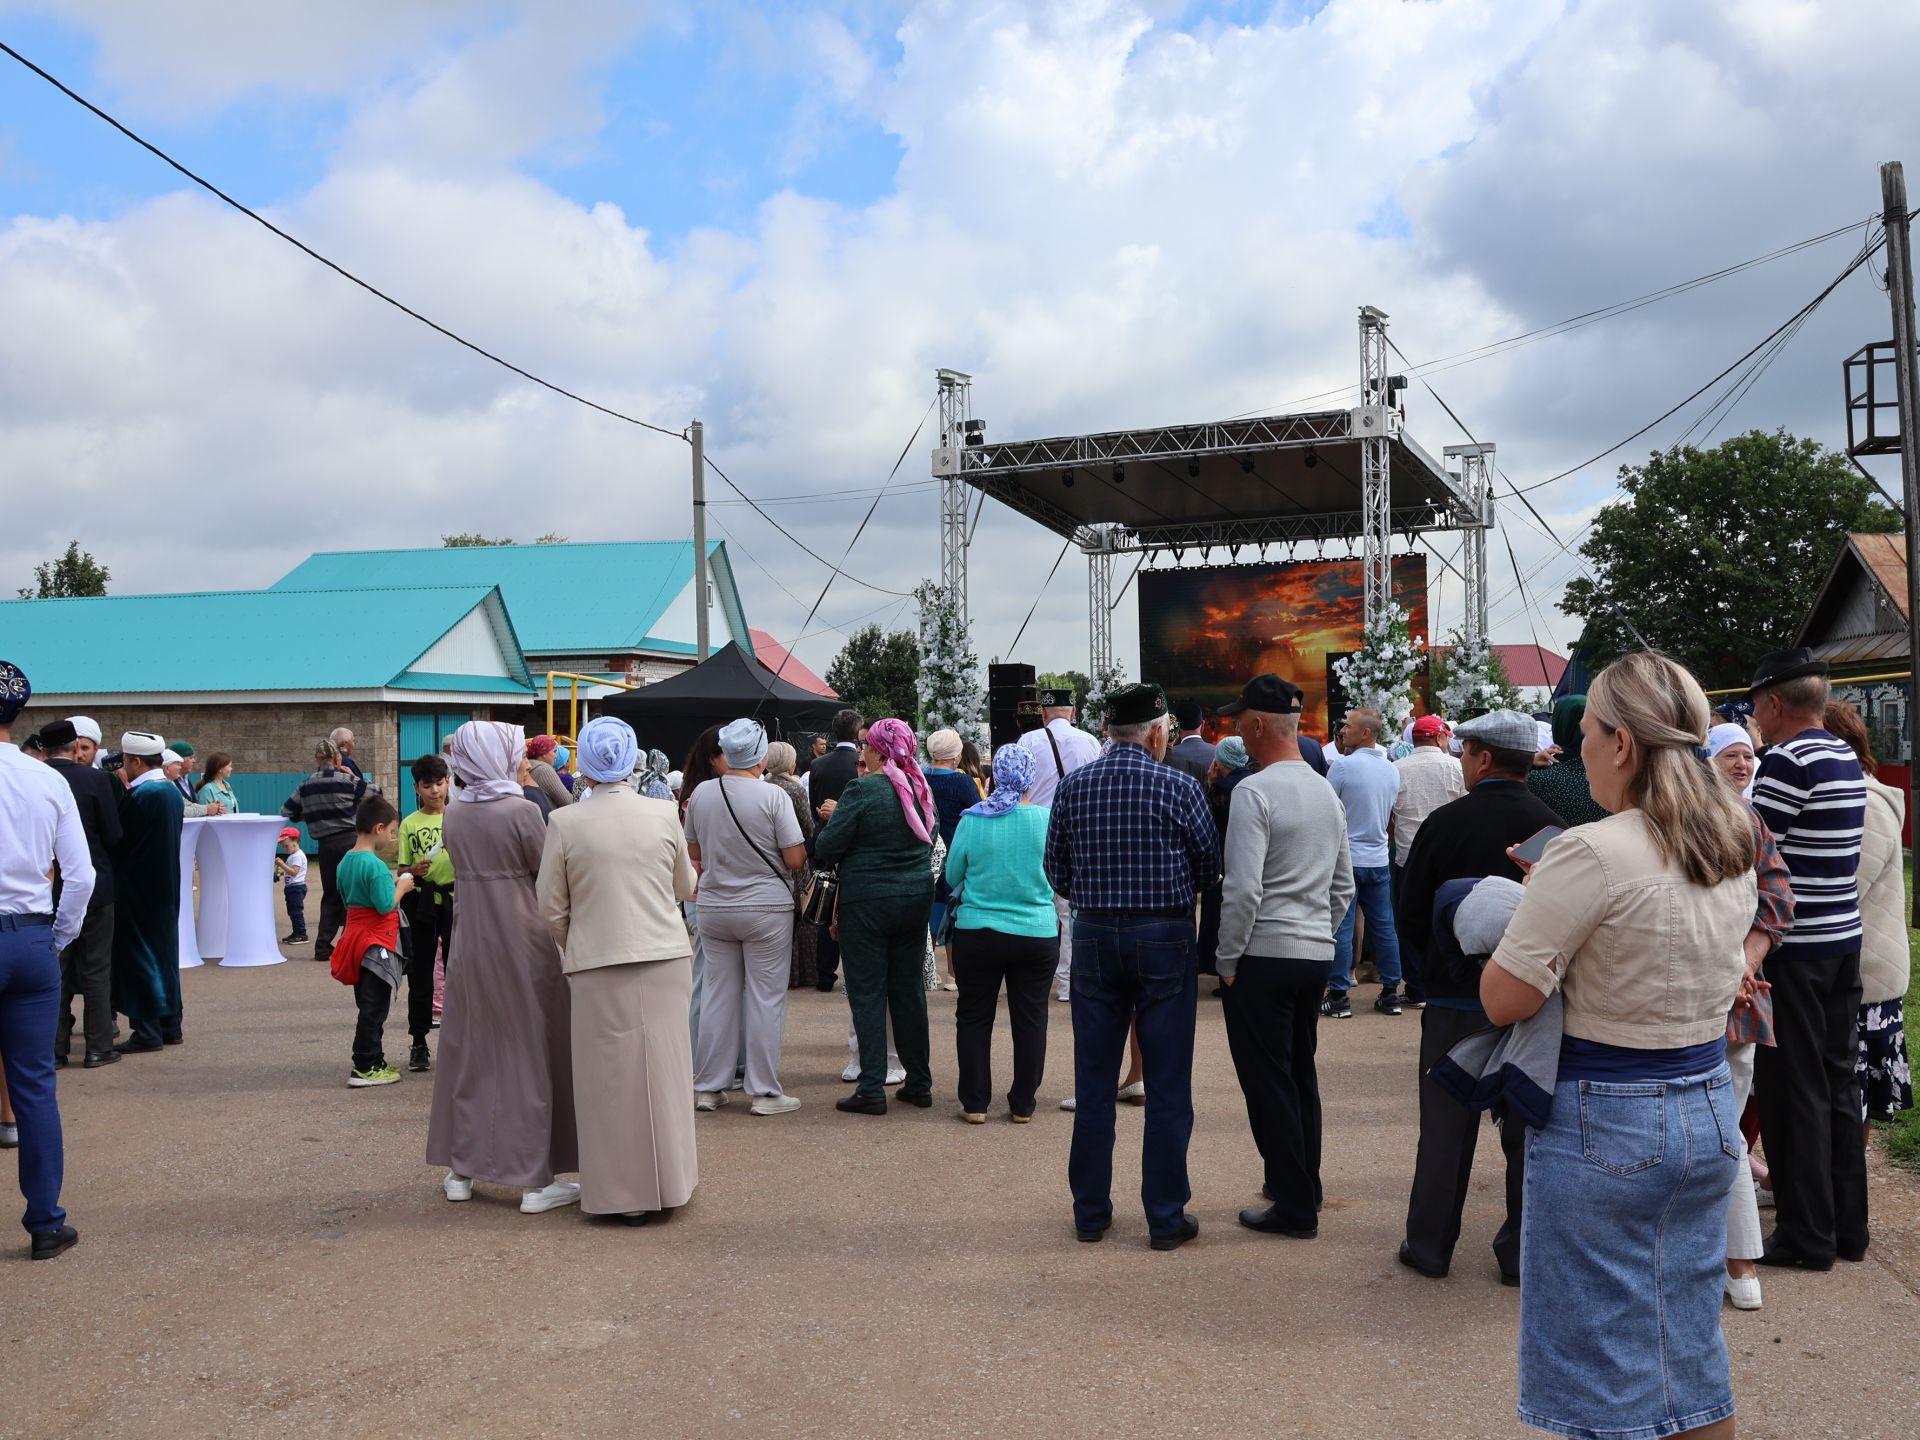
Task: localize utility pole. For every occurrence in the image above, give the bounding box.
[690,418,710,661]
[1880,161,1919,918]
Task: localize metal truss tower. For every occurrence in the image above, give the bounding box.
[935,369,975,625]
[1357,306,1395,626]
[1444,443,1496,646]
[1087,526,1118,683]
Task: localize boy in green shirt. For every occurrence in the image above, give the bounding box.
[396,754,456,1072]
[333,795,415,1088]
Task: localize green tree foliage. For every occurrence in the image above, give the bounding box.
[441,533,514,547]
[825,623,922,728]
[19,541,109,599]
[1036,670,1091,709]
[1560,429,1899,689]
[914,581,983,736]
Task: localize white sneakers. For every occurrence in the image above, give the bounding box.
[520,1180,582,1214]
[1725,1274,1763,1311]
[750,1094,802,1116]
[694,1091,729,1112]
[1118,1081,1146,1104]
[442,1171,473,1202]
[840,1063,907,1084]
[1059,1096,1077,1111]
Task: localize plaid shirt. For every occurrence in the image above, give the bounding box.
[1728,804,1793,1047]
[1043,742,1219,912]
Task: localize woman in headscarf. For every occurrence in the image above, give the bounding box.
[1706,721,1757,799]
[1524,693,1609,827]
[923,728,978,991]
[1197,736,1258,991]
[523,735,573,810]
[678,726,726,1050]
[814,716,936,1114]
[536,717,698,1224]
[944,744,1057,1122]
[427,722,580,1214]
[634,748,675,802]
[762,742,819,988]
[682,719,808,1115]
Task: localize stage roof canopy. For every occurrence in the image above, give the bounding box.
[944,407,1477,554]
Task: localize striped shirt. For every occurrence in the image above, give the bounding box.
[1751,728,1864,957]
[1043,742,1219,913]
[281,766,373,842]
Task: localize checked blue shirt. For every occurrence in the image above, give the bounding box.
[1043,741,1220,913]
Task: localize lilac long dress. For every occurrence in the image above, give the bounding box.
[426,794,578,1186]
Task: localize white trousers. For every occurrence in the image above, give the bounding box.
[847,1009,901,1073]
[1726,1040,1763,1261]
[1053,894,1073,998]
[692,907,795,1097]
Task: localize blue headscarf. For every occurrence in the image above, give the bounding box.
[575,716,639,784]
[1215,735,1251,770]
[964,743,1037,819]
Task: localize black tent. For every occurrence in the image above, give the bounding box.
[597,641,844,766]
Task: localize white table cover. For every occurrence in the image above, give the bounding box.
[179,815,288,968]
[177,817,208,970]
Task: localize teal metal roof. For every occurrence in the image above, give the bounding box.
[0,585,535,697]
[273,540,744,655]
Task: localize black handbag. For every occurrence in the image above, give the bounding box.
[799,868,840,926]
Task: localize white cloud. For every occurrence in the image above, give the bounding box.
[3,0,1918,679]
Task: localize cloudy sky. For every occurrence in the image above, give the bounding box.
[2,0,1916,677]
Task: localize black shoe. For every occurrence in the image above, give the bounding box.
[1500,1270,1521,1288]
[1373,987,1403,1016]
[1757,1237,1834,1271]
[1404,994,1428,1010]
[898,1090,933,1109]
[1319,990,1352,1020]
[115,1038,164,1055]
[84,1049,121,1069]
[30,1225,78,1260]
[1150,1213,1200,1251]
[1838,1241,1869,1263]
[835,1093,888,1115]
[163,1033,183,1046]
[409,1042,431,1073]
[1075,1226,1106,1243]
[283,932,309,944]
[1239,1205,1316,1238]
[617,1211,653,1227]
[1396,1241,1448,1278]
[53,1052,68,1069]
[814,978,837,993]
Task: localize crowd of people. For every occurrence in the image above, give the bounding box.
[2,638,1913,1439]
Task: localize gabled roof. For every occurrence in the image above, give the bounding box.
[1796,532,1909,663]
[0,585,534,698]
[272,540,749,657]
[1429,643,1567,688]
[750,627,836,697]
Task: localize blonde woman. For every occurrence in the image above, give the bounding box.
[1481,652,1755,1440]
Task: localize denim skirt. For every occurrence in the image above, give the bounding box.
[1518,1066,1740,1440]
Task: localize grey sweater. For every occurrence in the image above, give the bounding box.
[1216,760,1354,975]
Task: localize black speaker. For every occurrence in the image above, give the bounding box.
[988,663,1037,749]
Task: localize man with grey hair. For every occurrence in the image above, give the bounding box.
[1748,648,1869,1269]
[282,739,375,967]
[1324,706,1404,1019]
[1022,687,1099,1001]
[329,727,364,779]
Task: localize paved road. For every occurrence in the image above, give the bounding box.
[11,953,1919,1438]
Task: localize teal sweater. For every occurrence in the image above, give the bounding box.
[336,848,399,914]
[943,806,1057,938]
[813,774,934,898]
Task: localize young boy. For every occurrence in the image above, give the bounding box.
[276,828,310,943]
[331,795,415,1088]
[396,754,456,1072]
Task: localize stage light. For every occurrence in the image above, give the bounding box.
[1173,545,1185,561]
[1304,445,1319,468]
[1230,544,1241,560]
[1112,465,1125,484]
[1240,457,1255,474]
[1186,459,1200,478]
[1062,470,1076,488]
[1203,546,1213,562]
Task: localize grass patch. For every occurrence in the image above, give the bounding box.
[1888,857,1920,1172]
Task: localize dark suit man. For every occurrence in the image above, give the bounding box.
[40,720,123,1067]
[806,708,865,991]
[1165,700,1217,785]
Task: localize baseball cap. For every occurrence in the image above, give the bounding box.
[1217,673,1304,717]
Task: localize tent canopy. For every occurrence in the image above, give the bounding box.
[597,641,844,765]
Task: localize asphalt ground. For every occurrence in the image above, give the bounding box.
[6,948,1918,1439]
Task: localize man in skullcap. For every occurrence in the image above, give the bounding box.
[66,716,102,768]
[110,731,185,1052]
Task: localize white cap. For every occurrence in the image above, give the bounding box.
[161,749,184,767]
[67,715,102,743]
[121,730,166,757]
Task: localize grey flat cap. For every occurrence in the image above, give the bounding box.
[1453,708,1541,753]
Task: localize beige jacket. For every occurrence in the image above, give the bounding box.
[1858,774,1909,1006]
[1491,808,1755,1047]
[535,782,695,974]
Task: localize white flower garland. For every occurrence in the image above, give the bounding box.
[914,581,983,738]
[1080,658,1129,738]
[1331,601,1424,730]
[1433,630,1520,719]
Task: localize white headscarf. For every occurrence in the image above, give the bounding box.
[576,716,639,783]
[448,721,525,803]
[1706,723,1753,760]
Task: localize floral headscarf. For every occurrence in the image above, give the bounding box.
[634,747,673,800]
[963,743,1036,819]
[865,717,934,843]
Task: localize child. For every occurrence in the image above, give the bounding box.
[395,754,457,1071]
[276,828,310,944]
[331,795,415,1088]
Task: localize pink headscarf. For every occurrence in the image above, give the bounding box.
[865,717,934,844]
[448,721,526,803]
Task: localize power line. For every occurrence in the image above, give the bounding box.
[1002,538,1074,657]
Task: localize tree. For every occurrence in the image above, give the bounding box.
[914,581,984,739]
[1036,670,1092,709]
[1331,601,1424,730]
[1560,429,1899,688]
[441,533,514,547]
[825,623,922,728]
[531,532,570,545]
[19,541,109,599]
[1431,630,1523,719]
[1080,656,1130,738]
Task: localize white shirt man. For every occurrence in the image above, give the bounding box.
[1018,692,1101,1000]
[1390,717,1466,868]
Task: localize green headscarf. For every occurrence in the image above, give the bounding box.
[1551,695,1586,757]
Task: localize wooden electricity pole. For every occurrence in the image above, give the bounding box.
[1879,162,1920,915]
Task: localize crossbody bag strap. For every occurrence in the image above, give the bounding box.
[1044,724,1066,779]
[716,776,790,884]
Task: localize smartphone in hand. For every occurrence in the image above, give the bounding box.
[1511,825,1566,868]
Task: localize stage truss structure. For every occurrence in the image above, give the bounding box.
[934,306,1496,682]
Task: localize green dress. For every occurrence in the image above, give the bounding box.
[112,777,184,1026]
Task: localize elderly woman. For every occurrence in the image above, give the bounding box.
[683,719,807,1115]
[945,745,1058,1122]
[923,728,979,991]
[815,717,936,1115]
[1707,722,1757,798]
[763,742,819,988]
[524,735,573,810]
[536,717,697,1224]
[1482,653,1754,1439]
[427,722,580,1215]
[634,748,675,802]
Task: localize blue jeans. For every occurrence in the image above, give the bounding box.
[1330,865,1401,994]
[283,882,308,938]
[0,915,66,1234]
[1067,911,1197,1240]
[1518,1068,1739,1439]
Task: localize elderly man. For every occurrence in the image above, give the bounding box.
[1214,674,1352,1239]
[1044,682,1217,1251]
[1394,707,1563,1284]
[282,740,374,967]
[111,732,185,1052]
[1748,648,1870,1270]
[1324,707,1404,1018]
[330,727,364,779]
[1,660,96,1259]
[40,720,123,1069]
[1022,687,1101,1002]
